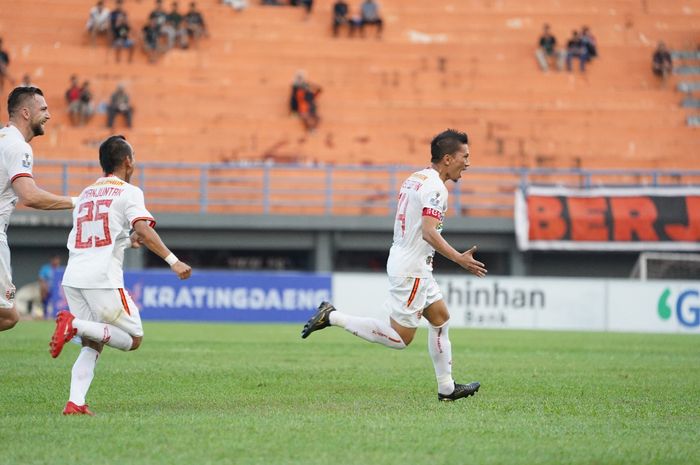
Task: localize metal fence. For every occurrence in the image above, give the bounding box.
[33,160,700,218]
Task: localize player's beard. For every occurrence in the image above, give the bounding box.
[30,119,45,137]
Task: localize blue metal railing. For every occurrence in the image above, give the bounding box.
[32,160,700,218]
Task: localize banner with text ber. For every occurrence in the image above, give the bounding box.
[51,270,331,322]
[514,186,700,251]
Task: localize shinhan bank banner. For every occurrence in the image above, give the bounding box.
[51,270,331,322]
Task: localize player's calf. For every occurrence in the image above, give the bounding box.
[0,307,19,331]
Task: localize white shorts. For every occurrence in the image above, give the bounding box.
[384,276,443,328]
[63,286,143,337]
[0,240,15,309]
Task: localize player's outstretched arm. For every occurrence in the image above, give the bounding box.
[421,215,488,277]
[132,219,192,280]
[12,176,75,210]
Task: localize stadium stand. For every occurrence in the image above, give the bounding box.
[0,0,698,172]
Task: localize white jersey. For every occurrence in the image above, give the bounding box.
[62,175,155,289]
[386,167,448,278]
[0,125,34,237]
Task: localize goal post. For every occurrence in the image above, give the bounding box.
[630,252,700,280]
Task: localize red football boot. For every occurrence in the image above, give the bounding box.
[49,311,77,358]
[62,401,95,416]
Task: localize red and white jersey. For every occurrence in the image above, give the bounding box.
[386,167,448,278]
[62,175,155,288]
[0,125,34,236]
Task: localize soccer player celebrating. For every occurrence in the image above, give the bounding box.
[302,129,487,401]
[49,135,192,415]
[0,87,76,332]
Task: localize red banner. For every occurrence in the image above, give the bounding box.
[515,187,700,251]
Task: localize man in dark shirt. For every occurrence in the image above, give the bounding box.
[652,41,673,82]
[0,37,15,96]
[565,30,588,72]
[185,2,208,44]
[332,1,355,37]
[535,24,564,71]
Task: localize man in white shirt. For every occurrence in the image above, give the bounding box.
[302,129,487,401]
[0,86,76,332]
[49,135,192,415]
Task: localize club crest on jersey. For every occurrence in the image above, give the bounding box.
[22,153,31,168]
[429,192,441,207]
[5,286,16,301]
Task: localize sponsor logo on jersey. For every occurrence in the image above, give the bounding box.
[429,192,441,206]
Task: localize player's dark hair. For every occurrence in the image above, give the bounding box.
[99,135,132,174]
[430,129,468,163]
[7,86,44,118]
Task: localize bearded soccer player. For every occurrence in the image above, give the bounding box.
[302,129,487,401]
[49,135,192,415]
[0,87,76,332]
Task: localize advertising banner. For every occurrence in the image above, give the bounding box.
[51,270,331,323]
[515,186,700,251]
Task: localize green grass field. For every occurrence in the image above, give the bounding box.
[1,321,698,465]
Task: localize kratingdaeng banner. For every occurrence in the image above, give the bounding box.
[515,186,700,251]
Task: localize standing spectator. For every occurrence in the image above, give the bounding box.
[112,15,135,63]
[290,71,322,133]
[86,0,111,46]
[652,41,673,83]
[581,26,598,60]
[0,37,15,96]
[38,254,61,318]
[565,30,588,72]
[107,84,133,129]
[167,2,190,49]
[78,81,94,125]
[535,24,564,72]
[332,0,356,37]
[360,0,383,38]
[65,75,83,126]
[184,2,208,44]
[142,17,162,63]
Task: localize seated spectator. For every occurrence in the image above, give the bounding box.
[184,2,208,44]
[332,0,357,37]
[150,0,177,51]
[652,41,673,82]
[0,37,15,95]
[65,75,82,125]
[535,24,564,72]
[581,26,597,60]
[167,1,190,48]
[107,84,133,129]
[86,0,111,45]
[143,17,162,62]
[19,73,33,87]
[78,80,94,125]
[112,15,135,63]
[565,30,588,72]
[110,0,127,39]
[289,71,322,133]
[360,0,383,38]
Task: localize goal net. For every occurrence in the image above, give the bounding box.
[630,252,700,280]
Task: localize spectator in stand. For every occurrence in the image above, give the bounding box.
[565,30,588,72]
[110,0,127,39]
[222,0,248,11]
[332,0,356,37]
[185,2,208,44]
[652,41,673,83]
[66,75,83,125]
[112,15,135,63]
[19,74,34,88]
[150,0,177,51]
[535,24,564,72]
[86,0,111,46]
[78,81,94,125]
[107,84,133,129]
[360,0,383,39]
[143,17,162,62]
[167,2,190,49]
[0,37,15,96]
[289,71,322,133]
[581,26,597,60]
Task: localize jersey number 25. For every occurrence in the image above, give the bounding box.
[75,200,113,249]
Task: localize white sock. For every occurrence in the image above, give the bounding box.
[429,321,455,395]
[73,319,134,351]
[329,311,406,350]
[69,346,99,406]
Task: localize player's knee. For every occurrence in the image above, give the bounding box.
[130,336,143,351]
[0,310,19,331]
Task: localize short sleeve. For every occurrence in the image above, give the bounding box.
[125,187,156,228]
[7,142,34,183]
[420,185,447,219]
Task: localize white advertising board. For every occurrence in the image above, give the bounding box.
[332,273,700,334]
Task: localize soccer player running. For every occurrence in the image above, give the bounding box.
[302,129,487,401]
[49,135,192,415]
[0,87,77,332]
